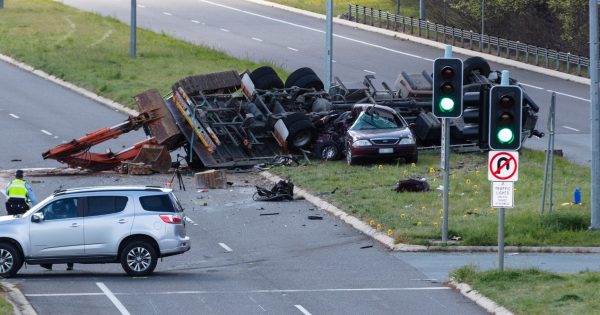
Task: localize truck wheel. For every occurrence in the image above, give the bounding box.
[291,74,324,91]
[120,241,158,277]
[250,66,283,89]
[463,57,491,84]
[287,120,316,149]
[0,243,23,278]
[315,141,341,160]
[285,67,316,88]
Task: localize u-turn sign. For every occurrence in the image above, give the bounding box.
[488,151,519,182]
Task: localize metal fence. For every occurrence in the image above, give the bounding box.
[348,5,589,77]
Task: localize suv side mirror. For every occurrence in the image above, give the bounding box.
[31,212,44,223]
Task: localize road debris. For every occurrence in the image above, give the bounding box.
[307,215,323,220]
[259,212,280,216]
[394,178,430,192]
[253,180,294,201]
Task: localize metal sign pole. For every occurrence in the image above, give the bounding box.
[324,0,333,91]
[498,207,505,271]
[589,0,600,229]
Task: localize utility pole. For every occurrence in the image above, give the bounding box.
[419,0,425,20]
[324,0,333,91]
[396,0,400,17]
[480,0,485,51]
[130,0,137,58]
[590,0,600,229]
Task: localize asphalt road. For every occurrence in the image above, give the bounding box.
[0,61,144,170]
[3,172,485,315]
[60,0,592,165]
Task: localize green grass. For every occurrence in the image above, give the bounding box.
[451,266,600,315]
[0,293,12,315]
[271,149,596,246]
[268,0,420,19]
[0,0,286,108]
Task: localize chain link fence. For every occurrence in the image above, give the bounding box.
[347,5,589,77]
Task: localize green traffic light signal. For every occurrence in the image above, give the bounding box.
[497,127,515,144]
[488,86,522,150]
[433,58,463,118]
[439,97,455,112]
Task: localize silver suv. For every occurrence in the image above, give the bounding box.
[0,186,190,277]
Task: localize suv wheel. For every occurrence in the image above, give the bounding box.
[120,241,157,276]
[0,243,22,278]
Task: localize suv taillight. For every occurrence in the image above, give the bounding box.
[159,214,182,224]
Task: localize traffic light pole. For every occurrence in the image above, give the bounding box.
[130,0,137,58]
[589,0,600,229]
[497,70,511,272]
[441,118,450,243]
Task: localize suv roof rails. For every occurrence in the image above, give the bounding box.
[53,185,166,196]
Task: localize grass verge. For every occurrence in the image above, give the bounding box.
[0,0,286,109]
[266,0,420,19]
[0,291,13,315]
[451,266,600,315]
[271,149,596,246]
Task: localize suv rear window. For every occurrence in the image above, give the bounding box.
[87,196,128,216]
[139,195,177,212]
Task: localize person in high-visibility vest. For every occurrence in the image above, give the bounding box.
[5,169,37,215]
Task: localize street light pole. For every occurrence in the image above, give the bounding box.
[130,0,137,58]
[590,0,600,229]
[419,0,425,20]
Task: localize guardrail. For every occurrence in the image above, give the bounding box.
[347,5,589,77]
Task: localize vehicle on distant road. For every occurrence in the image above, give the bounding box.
[0,186,190,277]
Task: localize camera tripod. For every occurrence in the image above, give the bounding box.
[168,155,186,191]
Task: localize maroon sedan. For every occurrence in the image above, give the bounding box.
[345,105,418,165]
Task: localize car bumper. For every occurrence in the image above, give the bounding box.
[160,235,191,257]
[351,145,417,160]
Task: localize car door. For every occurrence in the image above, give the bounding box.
[29,197,84,257]
[83,194,133,256]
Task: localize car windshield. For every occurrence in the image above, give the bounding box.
[349,111,401,130]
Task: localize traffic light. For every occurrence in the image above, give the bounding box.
[488,85,523,150]
[432,58,463,118]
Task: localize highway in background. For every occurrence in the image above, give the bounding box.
[61,0,592,165]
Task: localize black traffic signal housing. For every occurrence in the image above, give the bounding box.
[488,85,523,150]
[432,58,463,118]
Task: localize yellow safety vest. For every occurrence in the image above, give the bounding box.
[7,179,28,199]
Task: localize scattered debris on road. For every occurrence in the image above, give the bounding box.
[393,178,430,192]
[253,180,294,201]
[307,215,323,220]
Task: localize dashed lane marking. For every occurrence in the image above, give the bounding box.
[191,20,200,24]
[137,4,145,8]
[520,82,544,90]
[547,90,589,102]
[41,130,52,136]
[9,114,19,119]
[563,125,580,132]
[163,12,172,16]
[252,37,263,42]
[219,242,233,252]
[363,69,376,74]
[287,47,298,52]
[220,28,230,32]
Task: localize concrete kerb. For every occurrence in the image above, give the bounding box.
[246,0,591,86]
[0,282,37,315]
[449,281,514,315]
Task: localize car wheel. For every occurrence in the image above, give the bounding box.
[346,148,355,165]
[315,141,341,160]
[0,243,22,278]
[120,241,158,277]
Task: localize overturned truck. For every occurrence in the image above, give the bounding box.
[43,57,541,171]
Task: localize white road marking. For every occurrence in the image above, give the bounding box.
[295,305,312,315]
[184,216,198,226]
[563,125,580,132]
[163,12,172,16]
[252,37,263,42]
[332,59,336,63]
[41,130,53,136]
[547,90,589,102]
[219,242,233,252]
[363,69,376,74]
[287,47,298,52]
[191,20,201,24]
[9,114,19,119]
[137,4,145,8]
[519,82,544,90]
[96,282,131,315]
[220,28,230,32]
[25,286,449,298]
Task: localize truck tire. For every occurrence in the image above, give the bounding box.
[250,66,284,89]
[120,241,158,277]
[314,141,342,160]
[291,74,324,91]
[287,120,316,149]
[463,56,491,84]
[0,243,23,278]
[285,67,316,88]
